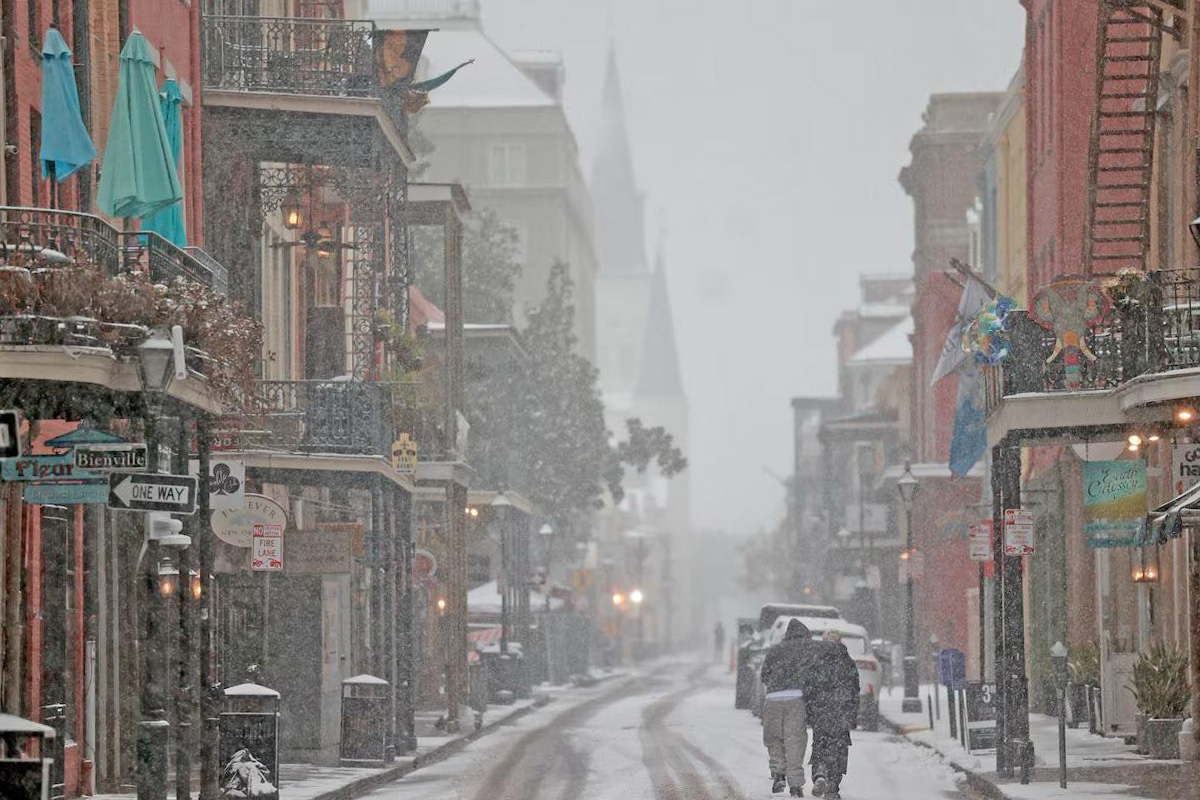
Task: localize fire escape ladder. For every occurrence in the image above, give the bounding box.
[1083,2,1182,275]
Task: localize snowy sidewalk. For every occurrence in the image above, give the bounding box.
[877,684,1192,799]
[91,694,552,800]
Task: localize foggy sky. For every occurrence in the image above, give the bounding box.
[482,1,1025,534]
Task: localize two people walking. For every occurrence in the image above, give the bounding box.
[759,619,859,798]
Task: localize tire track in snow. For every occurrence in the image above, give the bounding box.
[639,663,750,800]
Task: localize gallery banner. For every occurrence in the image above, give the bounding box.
[1082,460,1147,549]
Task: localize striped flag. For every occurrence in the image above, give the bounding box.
[931,272,991,385]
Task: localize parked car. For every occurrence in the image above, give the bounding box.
[757,602,843,632]
[755,615,881,731]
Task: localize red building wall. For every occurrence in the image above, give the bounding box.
[912,477,984,654]
[1022,0,1096,286]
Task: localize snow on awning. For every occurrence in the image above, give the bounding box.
[1147,481,1200,543]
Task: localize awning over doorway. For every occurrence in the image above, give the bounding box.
[1147,482,1200,543]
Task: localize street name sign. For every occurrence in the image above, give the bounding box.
[75,444,148,471]
[107,473,198,515]
[24,481,108,505]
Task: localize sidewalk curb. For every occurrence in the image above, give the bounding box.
[878,712,1011,800]
[304,695,553,800]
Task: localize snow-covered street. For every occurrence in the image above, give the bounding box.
[362,659,979,800]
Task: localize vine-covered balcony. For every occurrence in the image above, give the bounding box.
[984,268,1200,414]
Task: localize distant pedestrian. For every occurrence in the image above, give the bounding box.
[806,631,860,799]
[758,618,813,796]
[713,621,726,663]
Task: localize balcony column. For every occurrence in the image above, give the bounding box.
[395,489,416,752]
[992,441,1031,778]
[196,419,220,800]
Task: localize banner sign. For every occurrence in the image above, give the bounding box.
[968,520,993,562]
[1083,460,1147,548]
[1003,509,1035,556]
[1172,444,1200,496]
[189,458,245,510]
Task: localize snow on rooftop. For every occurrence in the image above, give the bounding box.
[847,315,913,365]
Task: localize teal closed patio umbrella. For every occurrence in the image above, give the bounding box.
[96,31,182,221]
[39,27,96,187]
[140,79,186,245]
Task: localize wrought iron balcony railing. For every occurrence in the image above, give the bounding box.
[0,207,227,293]
[254,380,392,456]
[202,15,379,98]
[986,269,1200,413]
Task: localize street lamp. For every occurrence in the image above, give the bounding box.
[630,588,644,605]
[492,492,513,654]
[138,328,176,399]
[157,560,179,597]
[1051,641,1069,789]
[897,460,922,713]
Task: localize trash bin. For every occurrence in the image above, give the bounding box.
[221,683,280,800]
[481,643,524,704]
[467,652,488,731]
[0,712,56,800]
[340,674,391,766]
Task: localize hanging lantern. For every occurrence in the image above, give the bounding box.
[281,191,303,231]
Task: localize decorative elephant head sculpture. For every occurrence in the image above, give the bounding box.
[1028,279,1111,388]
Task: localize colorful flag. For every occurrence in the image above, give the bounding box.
[932,272,991,385]
[949,364,986,477]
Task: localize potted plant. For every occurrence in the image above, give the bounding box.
[1128,643,1190,759]
[1067,641,1100,729]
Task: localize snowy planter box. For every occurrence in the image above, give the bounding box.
[1142,718,1184,759]
[1066,683,1091,728]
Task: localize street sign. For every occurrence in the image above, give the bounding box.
[107,473,198,515]
[1004,508,1035,556]
[250,524,283,571]
[24,481,108,505]
[189,458,245,510]
[938,648,966,690]
[0,410,22,458]
[965,682,998,753]
[75,444,148,471]
[969,520,993,562]
[0,454,98,481]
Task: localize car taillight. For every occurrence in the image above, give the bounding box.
[865,683,875,696]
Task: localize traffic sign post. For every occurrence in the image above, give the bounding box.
[0,409,22,458]
[107,473,198,515]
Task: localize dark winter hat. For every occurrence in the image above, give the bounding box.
[784,618,811,640]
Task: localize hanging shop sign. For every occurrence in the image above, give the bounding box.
[968,520,993,562]
[24,481,108,505]
[283,530,352,574]
[212,493,288,548]
[250,524,283,571]
[391,433,418,474]
[1003,509,1035,556]
[1083,460,1147,549]
[1171,444,1200,496]
[412,548,438,583]
[188,458,245,510]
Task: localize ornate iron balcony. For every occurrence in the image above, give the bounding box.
[254,379,392,456]
[202,15,379,98]
[0,207,227,293]
[986,269,1200,413]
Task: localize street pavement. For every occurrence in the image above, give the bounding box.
[362,659,984,800]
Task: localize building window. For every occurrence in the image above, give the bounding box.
[488,143,526,186]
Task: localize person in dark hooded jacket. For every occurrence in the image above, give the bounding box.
[758,618,815,796]
[804,632,860,799]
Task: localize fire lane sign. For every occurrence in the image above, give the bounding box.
[75,444,148,471]
[107,473,198,515]
[1003,508,1035,556]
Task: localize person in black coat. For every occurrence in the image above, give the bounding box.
[805,632,860,799]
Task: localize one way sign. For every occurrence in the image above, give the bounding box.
[108,473,198,515]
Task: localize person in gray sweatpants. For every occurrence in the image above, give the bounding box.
[759,619,815,797]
